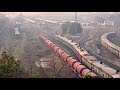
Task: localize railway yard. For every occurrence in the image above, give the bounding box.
[1,12,120,78]
[82,27,120,68]
[0,18,78,78]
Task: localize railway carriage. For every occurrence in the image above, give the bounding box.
[15,28,20,39]
[101,32,120,58]
[53,34,120,78]
[40,35,99,78]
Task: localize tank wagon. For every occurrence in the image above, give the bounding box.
[52,34,120,78]
[39,35,99,78]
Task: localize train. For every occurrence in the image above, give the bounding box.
[101,32,120,58]
[52,34,120,78]
[15,28,20,39]
[39,35,99,78]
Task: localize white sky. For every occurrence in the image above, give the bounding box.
[20,12,115,16]
[2,12,116,16]
[1,12,118,19]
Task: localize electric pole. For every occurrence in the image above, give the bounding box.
[75,12,77,36]
[75,12,77,23]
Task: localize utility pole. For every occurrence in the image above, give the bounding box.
[75,12,77,23]
[75,12,77,36]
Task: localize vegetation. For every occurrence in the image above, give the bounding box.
[85,74,92,78]
[61,21,82,36]
[0,51,27,78]
[69,22,82,36]
[0,13,9,30]
[47,55,65,78]
[15,13,25,23]
[61,21,71,35]
[0,15,79,78]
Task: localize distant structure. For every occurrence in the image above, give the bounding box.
[98,20,114,26]
[15,28,20,39]
[80,21,90,27]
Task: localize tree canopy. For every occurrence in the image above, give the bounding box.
[0,51,27,78]
[69,22,82,36]
[61,21,82,36]
[61,21,70,35]
[0,13,9,30]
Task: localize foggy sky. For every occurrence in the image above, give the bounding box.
[20,12,117,16]
[1,12,120,20]
[2,12,118,16]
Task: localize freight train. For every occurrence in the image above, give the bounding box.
[39,35,99,78]
[52,34,120,78]
[101,32,120,58]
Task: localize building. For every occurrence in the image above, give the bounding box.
[98,20,114,26]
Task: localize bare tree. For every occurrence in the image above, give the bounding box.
[46,54,66,78]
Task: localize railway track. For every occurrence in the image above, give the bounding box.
[83,46,120,70]
[82,36,120,70]
[79,30,120,71]
[40,35,98,78]
[50,37,78,60]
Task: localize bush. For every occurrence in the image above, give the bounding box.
[0,51,26,78]
[85,74,92,78]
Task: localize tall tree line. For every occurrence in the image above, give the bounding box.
[61,21,82,36]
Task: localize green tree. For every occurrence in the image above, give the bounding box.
[69,22,82,36]
[85,74,92,78]
[0,51,26,78]
[30,73,39,78]
[61,21,71,35]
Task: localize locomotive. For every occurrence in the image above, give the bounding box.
[39,35,99,78]
[15,28,20,39]
[52,34,120,78]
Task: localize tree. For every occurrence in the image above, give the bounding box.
[61,21,82,36]
[69,22,82,36]
[0,51,27,78]
[85,74,92,78]
[61,21,71,35]
[0,13,9,30]
[46,55,66,78]
[15,13,25,23]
